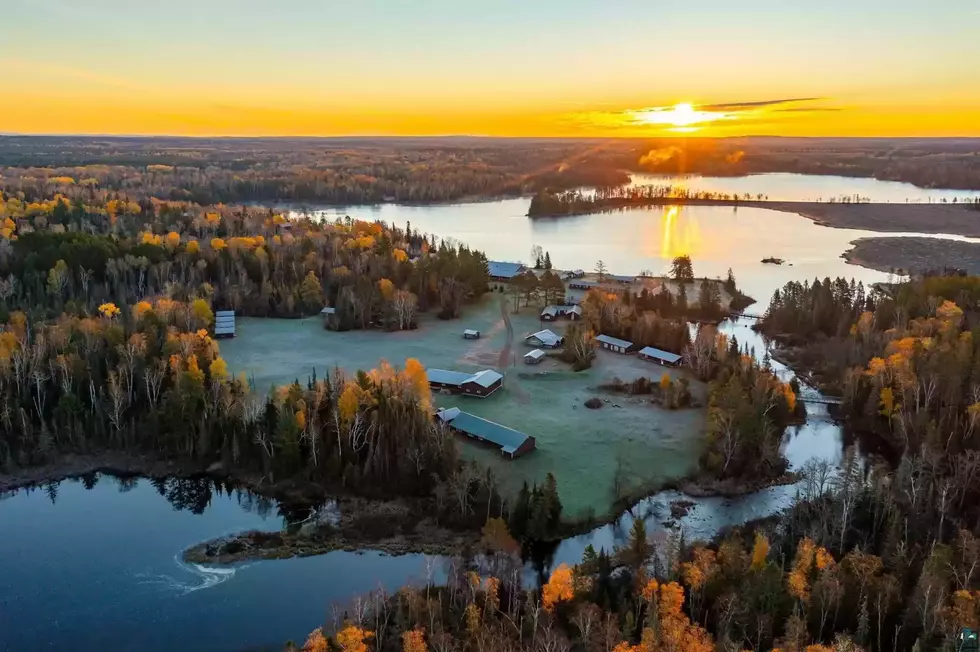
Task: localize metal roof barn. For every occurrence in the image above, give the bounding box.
[427,369,474,386]
[596,334,634,352]
[638,346,683,366]
[437,408,536,458]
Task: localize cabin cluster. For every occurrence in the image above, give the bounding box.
[539,304,582,321]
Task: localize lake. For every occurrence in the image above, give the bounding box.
[292,174,980,308]
[1,173,952,651]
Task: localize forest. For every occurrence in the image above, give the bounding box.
[3,137,980,212]
[0,188,489,326]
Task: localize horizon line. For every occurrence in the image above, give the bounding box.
[3,132,980,141]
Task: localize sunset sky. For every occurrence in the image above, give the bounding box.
[3,0,979,137]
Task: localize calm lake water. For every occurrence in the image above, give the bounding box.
[629,172,980,203]
[3,173,953,651]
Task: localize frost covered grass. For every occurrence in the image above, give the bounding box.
[220,297,705,518]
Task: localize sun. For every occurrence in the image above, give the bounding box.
[629,103,724,131]
[667,103,699,126]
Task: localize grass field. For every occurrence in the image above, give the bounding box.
[219,297,705,518]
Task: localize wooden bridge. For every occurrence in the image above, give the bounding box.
[732,312,765,320]
[799,396,842,406]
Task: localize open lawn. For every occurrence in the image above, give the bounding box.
[219,297,705,519]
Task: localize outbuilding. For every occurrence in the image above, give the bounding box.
[463,329,481,339]
[524,349,545,365]
[525,329,564,348]
[596,334,634,354]
[427,368,503,398]
[214,310,236,339]
[437,407,536,459]
[638,346,683,367]
[321,306,340,330]
[540,305,582,321]
[487,261,525,281]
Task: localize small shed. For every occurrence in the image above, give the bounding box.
[214,310,236,339]
[638,346,683,367]
[463,329,481,340]
[321,306,340,330]
[526,329,564,349]
[524,349,545,365]
[540,306,560,321]
[596,334,634,354]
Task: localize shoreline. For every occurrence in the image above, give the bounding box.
[841,236,980,276]
[529,199,980,238]
[1,450,801,565]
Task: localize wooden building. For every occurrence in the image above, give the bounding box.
[214,311,236,339]
[321,306,340,330]
[638,346,682,367]
[524,349,545,365]
[596,334,634,354]
[463,329,481,340]
[437,407,536,459]
[540,305,583,322]
[427,368,503,398]
[525,329,564,349]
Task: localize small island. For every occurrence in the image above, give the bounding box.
[761,257,785,265]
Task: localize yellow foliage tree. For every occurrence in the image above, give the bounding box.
[302,628,329,652]
[299,271,324,308]
[681,547,718,591]
[660,373,672,391]
[750,533,770,571]
[542,563,575,612]
[210,237,227,251]
[192,299,214,328]
[393,248,409,263]
[335,625,373,652]
[879,387,896,419]
[403,358,431,410]
[401,629,427,652]
[165,231,181,249]
[338,383,361,423]
[133,301,153,321]
[98,303,121,319]
[378,278,395,300]
[783,383,797,412]
[210,356,229,382]
[186,240,200,255]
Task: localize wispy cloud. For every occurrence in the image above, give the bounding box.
[701,97,823,111]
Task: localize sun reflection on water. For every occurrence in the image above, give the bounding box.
[658,205,701,259]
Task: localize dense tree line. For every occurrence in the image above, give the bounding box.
[0,191,489,326]
[0,138,628,205]
[687,324,801,482]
